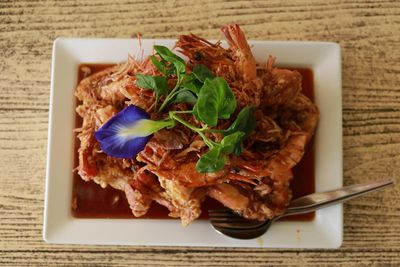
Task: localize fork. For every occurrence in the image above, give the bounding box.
[209,179,394,239]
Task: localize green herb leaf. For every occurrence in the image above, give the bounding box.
[196,146,226,173]
[170,90,197,105]
[181,81,201,94]
[222,106,256,136]
[192,102,200,119]
[181,73,203,95]
[221,106,256,155]
[150,55,167,75]
[195,132,244,173]
[173,61,186,79]
[136,74,168,104]
[219,131,246,154]
[154,45,185,64]
[193,64,214,82]
[154,45,186,81]
[193,77,236,126]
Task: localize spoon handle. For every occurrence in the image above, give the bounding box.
[285,179,394,215]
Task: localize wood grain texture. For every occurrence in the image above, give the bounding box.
[1,0,399,266]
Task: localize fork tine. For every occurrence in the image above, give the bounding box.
[209,209,266,229]
[208,209,231,212]
[208,209,242,217]
[208,209,239,215]
[211,221,266,229]
[208,213,242,219]
[210,217,249,222]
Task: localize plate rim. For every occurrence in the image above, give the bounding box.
[44,37,343,248]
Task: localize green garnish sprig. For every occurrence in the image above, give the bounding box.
[135,46,256,173]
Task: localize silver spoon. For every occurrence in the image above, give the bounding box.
[209,179,394,239]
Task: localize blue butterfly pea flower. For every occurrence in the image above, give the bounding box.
[95,105,175,158]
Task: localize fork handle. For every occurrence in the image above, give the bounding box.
[285,179,394,216]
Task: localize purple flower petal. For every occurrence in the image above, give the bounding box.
[94,105,151,158]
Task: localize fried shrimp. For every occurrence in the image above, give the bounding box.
[75,24,319,225]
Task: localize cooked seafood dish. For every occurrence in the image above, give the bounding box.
[74,24,319,226]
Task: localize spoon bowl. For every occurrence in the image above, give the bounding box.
[209,179,394,239]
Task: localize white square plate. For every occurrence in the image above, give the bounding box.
[44,38,342,248]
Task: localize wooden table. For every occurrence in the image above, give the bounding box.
[1,0,399,266]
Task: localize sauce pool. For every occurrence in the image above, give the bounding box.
[72,64,315,221]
